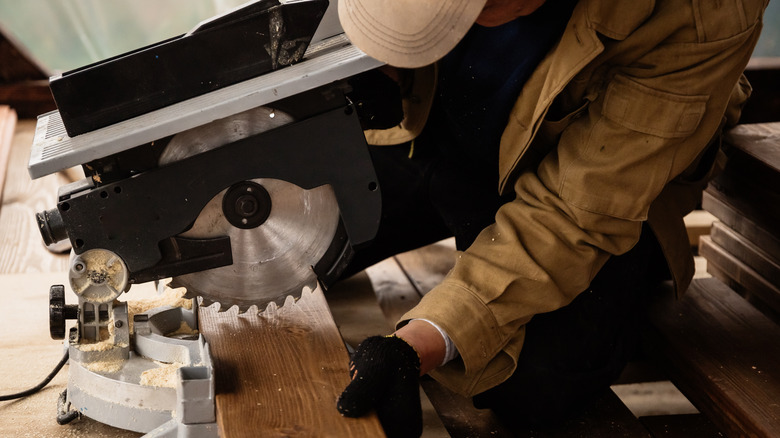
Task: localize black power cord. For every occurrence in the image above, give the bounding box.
[0,350,69,402]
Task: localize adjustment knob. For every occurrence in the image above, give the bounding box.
[49,285,78,340]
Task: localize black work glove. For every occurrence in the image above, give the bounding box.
[337,336,423,438]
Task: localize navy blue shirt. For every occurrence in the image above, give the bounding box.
[427,0,578,170]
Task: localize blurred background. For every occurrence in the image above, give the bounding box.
[0,0,777,74]
[0,0,250,74]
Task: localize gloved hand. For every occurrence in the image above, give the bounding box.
[337,335,423,438]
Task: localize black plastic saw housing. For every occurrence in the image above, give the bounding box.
[49,0,328,137]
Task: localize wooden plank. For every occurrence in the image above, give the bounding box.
[364,257,424,324]
[700,235,780,316]
[639,414,723,438]
[704,262,780,325]
[422,378,651,438]
[393,238,457,296]
[684,210,716,249]
[710,221,780,282]
[0,120,72,274]
[702,189,780,261]
[0,105,16,205]
[325,271,394,347]
[418,377,515,438]
[724,122,780,175]
[644,277,780,438]
[518,390,650,438]
[198,287,385,438]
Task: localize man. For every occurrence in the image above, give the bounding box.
[335,0,767,436]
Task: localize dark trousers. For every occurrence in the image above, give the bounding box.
[342,142,667,427]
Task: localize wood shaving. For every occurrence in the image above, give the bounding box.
[84,359,123,374]
[127,286,192,332]
[167,321,199,337]
[76,327,118,351]
[139,362,183,388]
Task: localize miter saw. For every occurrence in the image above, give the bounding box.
[28,0,392,435]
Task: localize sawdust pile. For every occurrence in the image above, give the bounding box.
[77,327,113,351]
[167,321,199,337]
[127,286,193,332]
[84,358,123,374]
[140,362,184,388]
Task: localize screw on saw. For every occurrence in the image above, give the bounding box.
[222,181,272,229]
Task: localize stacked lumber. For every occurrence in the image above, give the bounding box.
[700,122,780,320]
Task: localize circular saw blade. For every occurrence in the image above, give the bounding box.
[160,106,341,312]
[159,106,295,166]
[171,178,340,312]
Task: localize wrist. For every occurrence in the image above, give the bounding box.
[394,320,447,375]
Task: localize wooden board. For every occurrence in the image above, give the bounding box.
[364,256,425,325]
[702,190,780,262]
[700,235,780,316]
[724,122,780,175]
[0,105,16,205]
[704,263,780,324]
[393,239,457,297]
[198,288,385,438]
[644,277,780,438]
[0,120,73,274]
[683,210,716,249]
[710,221,780,283]
[639,414,723,438]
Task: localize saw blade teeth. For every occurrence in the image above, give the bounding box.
[216,303,231,313]
[262,300,279,313]
[199,297,215,308]
[236,305,254,314]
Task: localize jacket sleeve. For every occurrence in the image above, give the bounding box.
[400,1,766,396]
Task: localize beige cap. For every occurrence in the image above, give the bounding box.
[338,0,487,68]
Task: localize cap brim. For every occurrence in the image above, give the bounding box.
[338,0,487,68]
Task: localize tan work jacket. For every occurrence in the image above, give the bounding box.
[399,0,768,396]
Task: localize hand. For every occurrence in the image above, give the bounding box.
[337,336,423,438]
